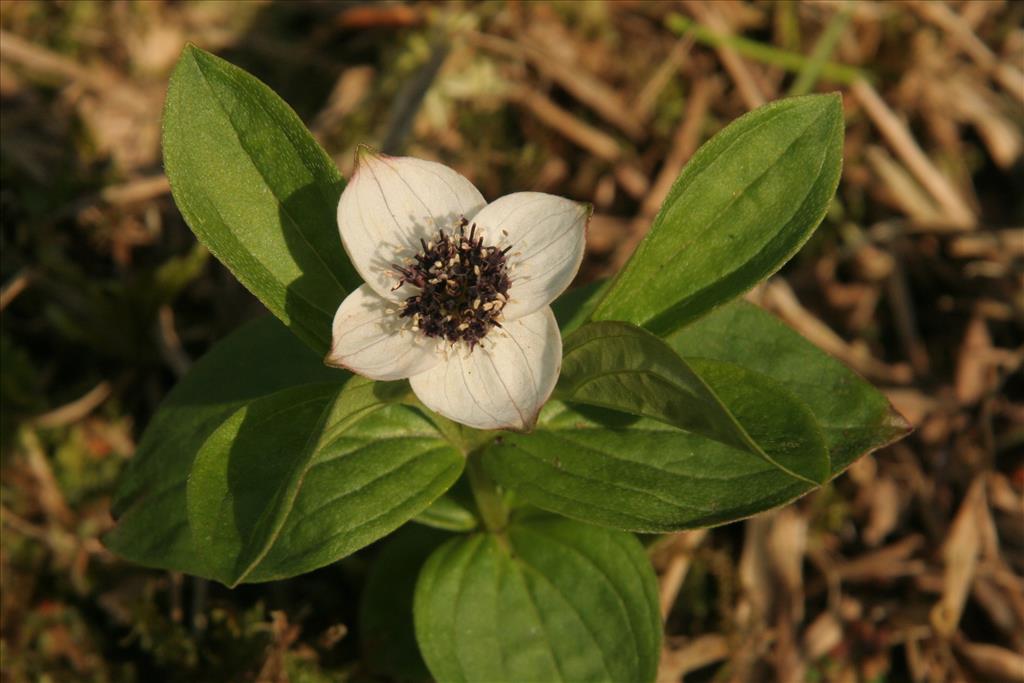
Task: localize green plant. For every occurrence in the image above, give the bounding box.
[107,45,908,683]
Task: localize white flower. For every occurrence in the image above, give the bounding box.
[325,148,590,432]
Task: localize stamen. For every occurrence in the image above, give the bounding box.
[390,222,512,348]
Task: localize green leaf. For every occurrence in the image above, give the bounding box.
[591,94,843,335]
[483,302,909,533]
[361,525,450,683]
[106,317,464,584]
[413,515,661,683]
[559,321,829,484]
[163,45,360,355]
[668,299,909,473]
[184,376,463,585]
[484,403,815,532]
[107,316,339,578]
[243,402,462,583]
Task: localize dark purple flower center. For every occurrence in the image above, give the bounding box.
[393,219,511,347]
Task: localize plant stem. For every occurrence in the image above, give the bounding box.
[466,452,508,533]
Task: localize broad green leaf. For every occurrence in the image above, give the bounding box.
[591,94,843,335]
[243,403,461,583]
[483,302,909,533]
[107,317,464,584]
[184,377,463,585]
[559,321,828,484]
[668,299,909,472]
[483,402,816,532]
[163,45,360,355]
[361,526,450,683]
[414,515,660,683]
[107,316,341,578]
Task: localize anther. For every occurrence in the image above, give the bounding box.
[391,222,512,347]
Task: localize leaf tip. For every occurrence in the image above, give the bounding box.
[179,42,203,61]
[886,404,914,440]
[824,91,844,118]
[788,91,843,120]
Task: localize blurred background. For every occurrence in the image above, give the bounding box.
[1,1,1022,681]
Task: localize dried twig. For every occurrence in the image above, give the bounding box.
[0,30,113,88]
[885,255,931,377]
[836,534,926,582]
[632,37,693,123]
[20,429,74,527]
[469,31,645,140]
[657,529,708,620]
[613,163,650,201]
[760,279,914,384]
[641,77,719,219]
[931,478,987,638]
[508,85,622,162]
[158,306,192,378]
[864,146,944,225]
[0,268,33,312]
[311,65,375,142]
[101,175,170,205]
[682,1,766,109]
[953,637,1024,682]
[909,0,1024,106]
[658,634,729,683]
[31,382,113,429]
[851,79,976,229]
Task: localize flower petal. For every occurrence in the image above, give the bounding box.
[470,192,590,320]
[326,284,442,380]
[409,307,561,431]
[338,149,486,300]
